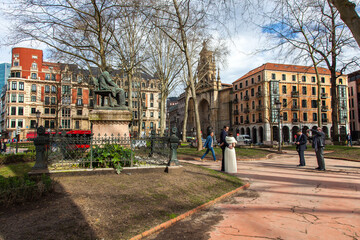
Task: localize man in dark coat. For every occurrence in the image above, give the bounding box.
[307,127,326,171]
[295,130,307,166]
[219,126,229,171]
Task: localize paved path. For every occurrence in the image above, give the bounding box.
[155,151,360,240]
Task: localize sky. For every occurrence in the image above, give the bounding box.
[0,2,359,90]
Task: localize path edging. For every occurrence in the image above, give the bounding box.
[129,182,251,240]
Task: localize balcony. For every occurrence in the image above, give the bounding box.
[76,103,83,107]
[256,118,263,123]
[256,91,263,98]
[234,110,239,115]
[234,121,239,125]
[233,98,238,104]
[292,118,299,123]
[291,91,299,97]
[291,105,300,111]
[322,118,328,123]
[244,108,250,114]
[321,93,328,99]
[256,106,263,111]
[321,105,329,111]
[245,120,250,124]
[244,95,250,101]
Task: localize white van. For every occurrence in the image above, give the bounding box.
[236,135,252,144]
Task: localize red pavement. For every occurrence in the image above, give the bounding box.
[180,150,360,240]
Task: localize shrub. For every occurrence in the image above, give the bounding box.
[0,152,36,166]
[0,174,54,206]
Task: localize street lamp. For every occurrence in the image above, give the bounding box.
[343,115,348,135]
[36,110,41,129]
[275,100,282,153]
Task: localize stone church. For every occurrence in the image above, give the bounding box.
[175,42,232,139]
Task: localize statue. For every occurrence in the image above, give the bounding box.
[93,71,126,108]
[32,126,49,170]
[168,127,180,166]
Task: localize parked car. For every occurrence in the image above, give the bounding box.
[236,135,252,144]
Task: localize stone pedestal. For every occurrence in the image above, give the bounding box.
[89,109,132,138]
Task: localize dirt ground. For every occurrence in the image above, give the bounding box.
[0,163,243,240]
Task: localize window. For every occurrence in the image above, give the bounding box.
[321,77,325,83]
[13,61,19,67]
[302,86,307,94]
[302,100,307,108]
[150,93,154,100]
[240,83,243,88]
[11,94,16,102]
[51,97,56,105]
[12,81,17,90]
[150,102,153,107]
[245,80,248,86]
[62,85,71,94]
[311,100,317,108]
[51,74,56,81]
[11,107,16,115]
[77,109,82,115]
[31,96,36,102]
[62,108,71,117]
[312,87,316,95]
[235,85,238,90]
[50,121,55,129]
[282,85,286,94]
[76,99,83,106]
[11,120,16,128]
[351,87,354,96]
[32,55,38,59]
[18,119,23,128]
[51,85,56,93]
[311,76,316,82]
[45,85,50,93]
[303,113,308,121]
[61,119,71,129]
[251,88,254,96]
[30,120,36,129]
[15,72,20,78]
[77,88,82,96]
[18,94,24,103]
[142,122,145,129]
[45,73,50,80]
[292,86,297,92]
[292,75,296,81]
[302,76,306,82]
[321,87,325,94]
[150,122,154,129]
[322,113,327,120]
[45,108,50,114]
[293,99,298,107]
[62,96,71,105]
[251,78,254,84]
[258,75,261,82]
[151,83,153,88]
[150,112,154,118]
[283,112,288,121]
[240,116,244,123]
[32,62,37,69]
[339,78,343,84]
[45,120,50,128]
[51,108,56,114]
[293,112,298,120]
[272,73,276,79]
[75,121,80,129]
[31,73,37,79]
[31,84,36,92]
[283,98,287,107]
[252,114,255,122]
[45,96,50,105]
[31,108,36,114]
[252,101,255,109]
[240,92,243,99]
[19,82,24,90]
[18,107,23,115]
[282,74,286,80]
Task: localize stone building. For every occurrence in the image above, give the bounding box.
[348,70,360,140]
[232,63,349,143]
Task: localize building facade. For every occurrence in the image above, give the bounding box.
[0,63,11,90]
[348,70,360,140]
[232,63,349,143]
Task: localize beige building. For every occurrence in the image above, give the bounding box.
[232,63,349,143]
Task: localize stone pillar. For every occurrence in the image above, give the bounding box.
[89,109,132,138]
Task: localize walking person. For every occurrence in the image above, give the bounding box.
[220,125,229,171]
[307,127,326,171]
[346,133,353,147]
[295,130,307,166]
[224,132,237,173]
[200,131,216,161]
[2,139,7,153]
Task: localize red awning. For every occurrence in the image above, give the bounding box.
[26,132,37,139]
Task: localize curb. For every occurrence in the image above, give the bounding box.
[324,156,360,162]
[129,182,251,240]
[178,152,274,162]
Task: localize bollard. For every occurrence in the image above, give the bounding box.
[32,126,49,170]
[168,127,180,166]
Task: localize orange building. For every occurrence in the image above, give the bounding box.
[232,63,349,143]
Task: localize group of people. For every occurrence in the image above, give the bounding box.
[201,125,237,173]
[295,127,326,171]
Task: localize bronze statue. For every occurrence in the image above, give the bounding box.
[93,71,126,108]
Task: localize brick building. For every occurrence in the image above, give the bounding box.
[232,63,349,143]
[348,70,360,140]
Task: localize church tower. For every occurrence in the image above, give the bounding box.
[196,41,221,92]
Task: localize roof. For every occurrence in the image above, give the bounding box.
[233,63,333,83]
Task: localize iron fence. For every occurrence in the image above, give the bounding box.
[46,132,170,170]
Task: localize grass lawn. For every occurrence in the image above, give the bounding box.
[0,162,35,177]
[283,144,360,161]
[178,146,271,159]
[0,163,244,240]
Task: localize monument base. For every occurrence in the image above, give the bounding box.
[89,109,132,138]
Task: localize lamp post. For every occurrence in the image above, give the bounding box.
[344,115,348,136]
[275,100,282,153]
[36,110,41,129]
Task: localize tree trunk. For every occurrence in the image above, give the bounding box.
[182,86,190,143]
[331,0,360,48]
[160,95,167,136]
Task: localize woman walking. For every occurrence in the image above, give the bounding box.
[225,132,237,173]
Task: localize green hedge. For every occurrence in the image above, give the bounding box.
[0,152,36,166]
[0,174,54,206]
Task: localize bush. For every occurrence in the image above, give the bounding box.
[0,152,36,166]
[0,174,54,206]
